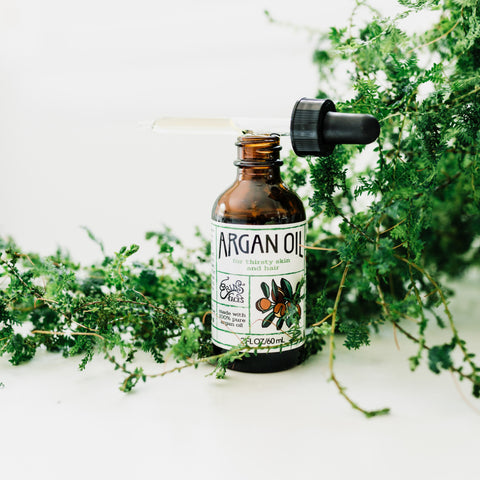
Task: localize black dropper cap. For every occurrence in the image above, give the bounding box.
[290,97,380,157]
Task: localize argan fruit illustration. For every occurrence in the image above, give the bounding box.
[277,289,285,303]
[271,280,285,303]
[273,302,286,317]
[256,297,272,312]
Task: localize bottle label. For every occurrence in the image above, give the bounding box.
[211,220,306,353]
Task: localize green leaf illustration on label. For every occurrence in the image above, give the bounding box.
[255,277,302,331]
[261,281,270,299]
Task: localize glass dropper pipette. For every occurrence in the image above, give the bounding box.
[152,98,380,158]
[152,116,290,136]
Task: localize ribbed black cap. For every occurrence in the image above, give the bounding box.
[290,98,336,157]
[290,98,380,157]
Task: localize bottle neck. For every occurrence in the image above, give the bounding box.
[235,134,283,182]
[235,163,282,182]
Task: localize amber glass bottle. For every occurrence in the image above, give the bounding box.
[211,134,306,373]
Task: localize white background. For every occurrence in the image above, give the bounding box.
[1,1,479,479]
[1,0,332,261]
[1,0,422,262]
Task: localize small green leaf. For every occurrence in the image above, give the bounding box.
[276,317,285,331]
[271,280,279,302]
[262,311,276,328]
[261,282,270,298]
[126,244,140,257]
[281,278,293,299]
[428,343,455,374]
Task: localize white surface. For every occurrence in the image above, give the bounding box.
[1,274,479,479]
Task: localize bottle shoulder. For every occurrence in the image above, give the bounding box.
[212,179,306,225]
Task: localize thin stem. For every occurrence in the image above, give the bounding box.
[327,262,389,417]
[391,320,477,384]
[395,255,477,376]
[328,262,350,372]
[334,206,375,245]
[392,322,400,351]
[449,371,480,416]
[376,280,401,350]
[378,218,406,236]
[330,373,390,418]
[330,260,344,270]
[300,244,338,252]
[31,329,105,341]
[116,348,252,392]
[69,319,99,333]
[311,312,333,327]
[454,85,480,104]
[407,9,463,54]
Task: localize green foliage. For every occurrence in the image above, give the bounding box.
[0,229,316,395]
[300,0,480,408]
[0,231,213,386]
[428,340,455,374]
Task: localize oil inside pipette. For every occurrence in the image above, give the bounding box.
[152,116,290,136]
